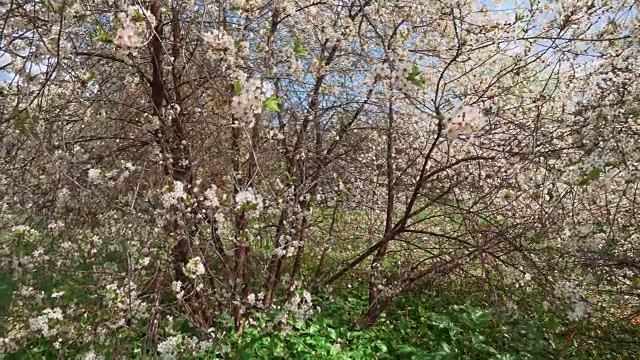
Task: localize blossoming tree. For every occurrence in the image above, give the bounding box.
[1,0,638,357]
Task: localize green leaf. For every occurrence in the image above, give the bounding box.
[399,345,417,354]
[13,108,39,140]
[131,9,146,22]
[578,168,603,186]
[406,64,425,87]
[294,38,308,56]
[263,95,282,112]
[84,69,96,83]
[234,80,243,95]
[374,340,388,353]
[308,324,320,334]
[91,23,112,43]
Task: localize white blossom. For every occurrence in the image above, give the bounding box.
[184,257,205,278]
[203,185,219,208]
[235,188,264,215]
[88,168,102,184]
[157,335,182,359]
[203,30,234,51]
[162,181,187,208]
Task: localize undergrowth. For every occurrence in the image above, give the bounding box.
[4,280,638,359]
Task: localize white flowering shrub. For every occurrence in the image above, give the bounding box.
[1,0,639,357]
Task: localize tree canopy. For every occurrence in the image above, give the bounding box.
[1,0,639,357]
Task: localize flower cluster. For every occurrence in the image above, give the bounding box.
[184,256,206,279]
[502,266,533,288]
[172,280,184,300]
[274,290,314,335]
[246,292,265,307]
[88,168,102,184]
[554,280,588,321]
[235,188,264,215]
[273,235,299,258]
[444,105,485,139]
[156,333,214,360]
[79,350,105,360]
[162,181,187,208]
[103,280,148,321]
[230,75,273,125]
[391,62,414,92]
[203,30,234,51]
[114,6,156,53]
[363,63,390,87]
[363,62,421,92]
[203,185,219,208]
[157,335,182,359]
[28,308,63,337]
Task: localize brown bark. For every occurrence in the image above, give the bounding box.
[263,208,288,308]
[366,100,395,323]
[149,1,211,325]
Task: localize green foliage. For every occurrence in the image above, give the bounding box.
[191,290,639,360]
[407,64,426,87]
[234,79,243,95]
[91,22,112,43]
[12,108,39,140]
[3,258,639,359]
[263,94,283,112]
[293,38,308,56]
[131,9,146,22]
[578,168,603,186]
